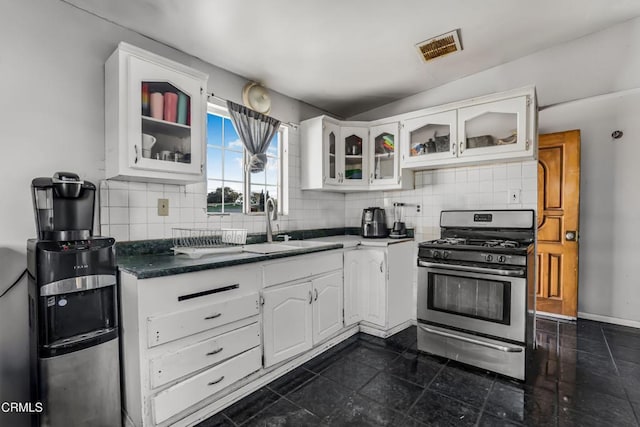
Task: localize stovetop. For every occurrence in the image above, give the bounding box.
[419,238,530,255]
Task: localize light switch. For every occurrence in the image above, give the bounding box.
[158,198,169,216]
[508,189,521,204]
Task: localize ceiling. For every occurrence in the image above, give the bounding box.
[65,0,640,118]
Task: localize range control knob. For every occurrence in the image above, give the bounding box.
[498,255,506,263]
[486,254,493,262]
[433,251,440,259]
[442,251,450,259]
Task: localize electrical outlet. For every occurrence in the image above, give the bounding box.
[508,189,521,204]
[158,198,169,216]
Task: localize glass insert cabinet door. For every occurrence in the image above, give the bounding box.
[457,96,528,158]
[323,121,341,185]
[127,55,203,176]
[369,122,399,185]
[341,126,368,185]
[401,110,458,166]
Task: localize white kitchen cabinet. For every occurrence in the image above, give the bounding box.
[369,122,403,189]
[401,87,536,169]
[301,117,410,192]
[262,281,314,367]
[343,240,414,333]
[401,110,458,168]
[105,42,208,184]
[343,250,363,326]
[360,249,387,327]
[312,272,343,343]
[263,272,344,367]
[457,96,530,158]
[119,264,262,427]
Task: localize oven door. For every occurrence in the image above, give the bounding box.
[417,261,526,343]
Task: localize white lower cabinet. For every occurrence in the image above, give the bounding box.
[152,347,262,424]
[312,272,343,343]
[343,241,414,333]
[263,281,314,367]
[263,272,344,367]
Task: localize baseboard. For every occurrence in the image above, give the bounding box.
[578,312,640,329]
[359,319,414,338]
[536,311,576,322]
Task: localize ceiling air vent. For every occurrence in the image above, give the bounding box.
[415,30,462,62]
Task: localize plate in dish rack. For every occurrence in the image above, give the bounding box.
[172,246,244,259]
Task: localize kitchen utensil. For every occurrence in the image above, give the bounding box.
[160,150,173,161]
[164,92,178,122]
[361,207,388,238]
[141,133,156,158]
[177,92,188,125]
[389,202,407,238]
[150,92,163,119]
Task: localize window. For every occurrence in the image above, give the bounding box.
[206,105,286,214]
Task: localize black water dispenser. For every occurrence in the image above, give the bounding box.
[28,172,121,426]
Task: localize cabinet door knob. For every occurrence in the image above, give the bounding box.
[134,144,139,164]
[379,261,384,272]
[314,289,318,301]
[308,291,313,304]
[451,142,456,156]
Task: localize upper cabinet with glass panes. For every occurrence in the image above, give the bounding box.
[400,87,536,169]
[300,117,411,192]
[105,42,208,184]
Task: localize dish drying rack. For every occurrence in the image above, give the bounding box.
[172,228,247,259]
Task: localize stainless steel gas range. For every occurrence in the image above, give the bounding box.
[416,210,536,380]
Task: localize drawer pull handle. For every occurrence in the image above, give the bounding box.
[207,376,225,386]
[204,313,222,320]
[206,347,224,356]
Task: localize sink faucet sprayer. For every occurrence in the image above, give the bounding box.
[265,198,277,243]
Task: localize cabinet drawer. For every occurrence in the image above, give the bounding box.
[149,322,260,389]
[147,293,259,347]
[152,347,261,424]
[263,252,342,287]
[138,265,260,317]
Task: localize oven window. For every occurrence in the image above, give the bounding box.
[428,272,511,324]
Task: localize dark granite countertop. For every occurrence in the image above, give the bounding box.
[117,243,343,279]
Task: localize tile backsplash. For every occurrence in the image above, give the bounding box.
[100,126,536,243]
[99,129,347,242]
[345,160,538,243]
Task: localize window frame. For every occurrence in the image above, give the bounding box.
[206,102,288,216]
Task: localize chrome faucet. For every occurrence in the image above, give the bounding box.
[265,198,277,243]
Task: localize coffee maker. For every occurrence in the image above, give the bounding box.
[28,172,121,426]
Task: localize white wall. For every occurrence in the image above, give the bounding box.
[349,16,640,325]
[0,1,343,422]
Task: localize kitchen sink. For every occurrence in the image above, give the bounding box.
[242,241,333,254]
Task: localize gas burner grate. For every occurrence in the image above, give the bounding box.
[434,238,467,245]
[483,240,520,248]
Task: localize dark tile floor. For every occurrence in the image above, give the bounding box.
[197,318,640,426]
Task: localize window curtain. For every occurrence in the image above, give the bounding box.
[226,101,281,173]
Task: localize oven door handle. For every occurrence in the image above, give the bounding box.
[417,261,524,277]
[419,325,523,353]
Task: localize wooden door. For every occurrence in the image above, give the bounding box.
[262,282,313,367]
[536,130,581,317]
[312,272,343,344]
